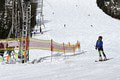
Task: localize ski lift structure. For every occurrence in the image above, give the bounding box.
[5,0,31,63]
[3,0,45,63]
[33,0,45,35]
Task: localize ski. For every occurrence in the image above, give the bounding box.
[95,58,113,62]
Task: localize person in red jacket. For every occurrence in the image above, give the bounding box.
[0,42,5,60]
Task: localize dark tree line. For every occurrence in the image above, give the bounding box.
[0,0,10,39]
[0,0,37,39]
[97,0,120,19]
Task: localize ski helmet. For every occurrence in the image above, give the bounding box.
[98,36,102,39]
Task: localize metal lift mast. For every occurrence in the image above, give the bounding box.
[5,0,31,63]
[21,0,31,62]
[37,0,45,33]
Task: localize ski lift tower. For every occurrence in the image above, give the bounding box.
[4,0,31,63]
[37,0,45,33]
[20,0,31,63]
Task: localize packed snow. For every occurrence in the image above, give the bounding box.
[1,0,120,80]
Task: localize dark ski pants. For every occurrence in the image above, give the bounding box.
[98,48,107,59]
[0,51,4,61]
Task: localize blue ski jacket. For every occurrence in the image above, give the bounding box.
[96,40,103,49]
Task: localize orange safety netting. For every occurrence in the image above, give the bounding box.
[0,38,80,53]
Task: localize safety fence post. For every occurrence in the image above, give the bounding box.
[77,41,81,52]
[73,45,75,55]
[68,42,70,47]
[63,42,65,55]
[51,39,53,61]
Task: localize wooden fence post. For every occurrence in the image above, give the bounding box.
[51,39,53,61]
[73,45,75,55]
[63,42,65,55]
[68,42,70,47]
[77,41,81,52]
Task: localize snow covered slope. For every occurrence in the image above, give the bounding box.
[36,0,120,51]
[1,0,120,80]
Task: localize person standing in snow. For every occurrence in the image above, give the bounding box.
[95,36,107,61]
[6,43,15,62]
[0,42,5,60]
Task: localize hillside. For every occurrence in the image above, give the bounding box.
[1,0,120,80]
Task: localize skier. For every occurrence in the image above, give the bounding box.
[6,43,15,62]
[40,26,43,34]
[95,36,107,61]
[0,42,4,60]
